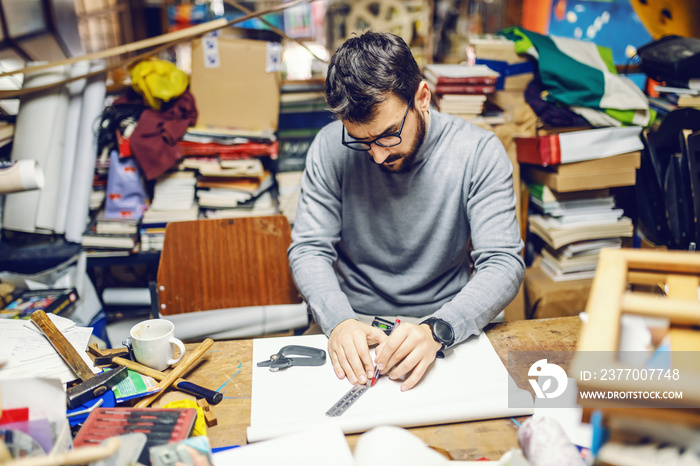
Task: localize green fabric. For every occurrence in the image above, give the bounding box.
[596,45,617,74]
[529,31,606,108]
[501,27,654,127]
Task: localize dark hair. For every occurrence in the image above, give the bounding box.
[326,31,421,124]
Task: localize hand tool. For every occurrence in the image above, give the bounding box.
[371,319,401,386]
[66,398,104,419]
[30,310,128,409]
[110,356,222,404]
[134,338,214,408]
[256,345,326,371]
[74,408,197,466]
[325,383,370,417]
[93,351,130,366]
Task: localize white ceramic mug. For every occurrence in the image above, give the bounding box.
[130,319,185,371]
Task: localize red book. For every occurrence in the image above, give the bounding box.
[515,127,644,166]
[429,82,496,95]
[424,64,499,86]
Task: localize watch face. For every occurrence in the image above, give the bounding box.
[434,320,452,343]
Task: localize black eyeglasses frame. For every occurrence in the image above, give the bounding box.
[341,97,414,152]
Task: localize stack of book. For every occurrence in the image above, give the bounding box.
[89,150,110,211]
[81,210,139,255]
[195,158,275,218]
[278,79,332,173]
[528,184,630,281]
[529,183,632,281]
[424,64,499,121]
[140,171,199,252]
[653,81,700,112]
[519,127,643,281]
[0,120,14,152]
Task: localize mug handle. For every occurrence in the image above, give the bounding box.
[168,337,186,365]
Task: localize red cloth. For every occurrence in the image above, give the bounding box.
[130,89,198,180]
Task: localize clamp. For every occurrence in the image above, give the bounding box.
[257,345,326,372]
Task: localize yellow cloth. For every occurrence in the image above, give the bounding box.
[131,60,189,111]
[162,399,207,436]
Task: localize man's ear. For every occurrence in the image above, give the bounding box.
[415,80,431,112]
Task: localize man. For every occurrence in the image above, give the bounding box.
[288,31,524,391]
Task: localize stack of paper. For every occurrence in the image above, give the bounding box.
[527,170,634,281]
[0,313,97,384]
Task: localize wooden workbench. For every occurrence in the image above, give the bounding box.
[155,316,582,460]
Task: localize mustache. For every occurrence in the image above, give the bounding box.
[368,154,401,165]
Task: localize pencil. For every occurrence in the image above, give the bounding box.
[371,319,400,387]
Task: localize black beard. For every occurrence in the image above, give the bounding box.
[379,110,426,174]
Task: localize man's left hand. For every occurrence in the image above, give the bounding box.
[374,323,442,391]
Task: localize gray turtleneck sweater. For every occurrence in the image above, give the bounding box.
[288,110,524,345]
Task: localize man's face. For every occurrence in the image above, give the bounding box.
[343,95,427,173]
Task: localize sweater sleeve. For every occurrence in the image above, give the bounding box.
[287,127,357,335]
[433,133,525,345]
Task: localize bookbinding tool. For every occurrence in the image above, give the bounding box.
[326,383,370,417]
[256,345,326,372]
[110,356,223,405]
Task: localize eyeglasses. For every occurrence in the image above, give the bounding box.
[342,97,413,152]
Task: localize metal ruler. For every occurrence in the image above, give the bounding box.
[325,383,370,417]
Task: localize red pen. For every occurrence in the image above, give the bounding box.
[370,319,400,387]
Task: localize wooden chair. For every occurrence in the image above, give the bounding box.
[154,216,302,317]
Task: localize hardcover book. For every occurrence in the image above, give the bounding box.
[522,153,640,192]
[516,126,644,166]
[1,288,79,319]
[424,64,499,85]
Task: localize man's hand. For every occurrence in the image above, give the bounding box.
[374,323,442,391]
[328,319,387,385]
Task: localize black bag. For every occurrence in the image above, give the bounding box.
[637,108,700,249]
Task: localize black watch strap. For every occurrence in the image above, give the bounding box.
[420,317,455,358]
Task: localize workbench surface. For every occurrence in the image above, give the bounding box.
[153,316,582,460]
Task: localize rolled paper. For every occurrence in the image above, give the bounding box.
[0,160,45,194]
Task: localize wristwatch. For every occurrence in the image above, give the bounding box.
[420,317,455,358]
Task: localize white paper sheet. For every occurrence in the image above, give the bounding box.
[54,61,88,234]
[0,315,97,384]
[35,69,70,232]
[65,60,106,243]
[213,426,353,466]
[3,64,69,233]
[247,333,533,442]
[166,303,308,341]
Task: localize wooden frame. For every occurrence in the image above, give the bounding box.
[571,248,700,408]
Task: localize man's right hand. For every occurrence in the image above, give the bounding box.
[328,319,387,385]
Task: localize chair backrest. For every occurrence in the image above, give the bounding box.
[156,215,301,316]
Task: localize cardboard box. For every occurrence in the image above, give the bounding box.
[524,260,592,319]
[504,282,526,321]
[522,164,637,192]
[190,34,281,133]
